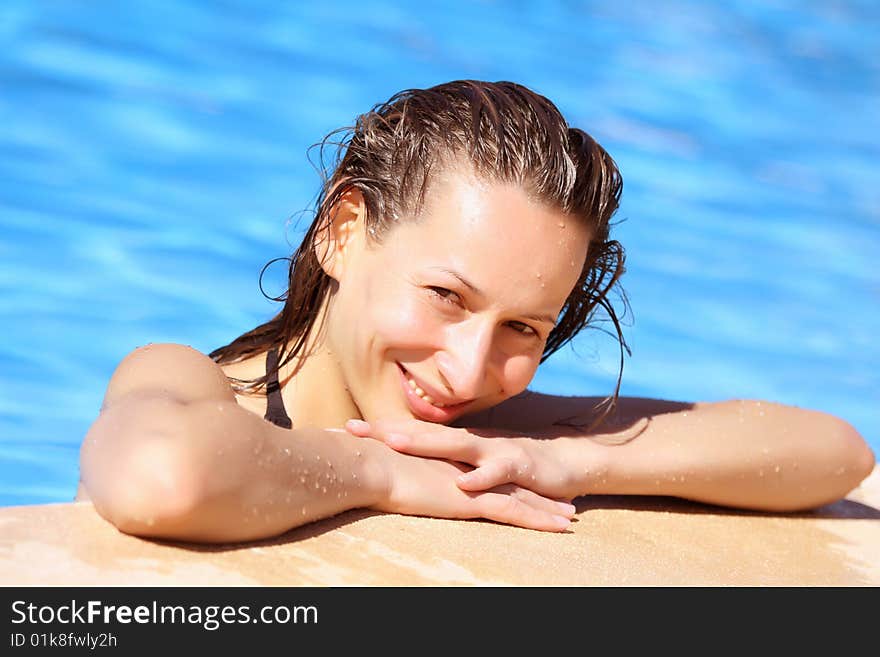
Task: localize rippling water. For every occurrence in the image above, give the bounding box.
[1,1,878,505]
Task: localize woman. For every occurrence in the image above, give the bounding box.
[77,80,875,543]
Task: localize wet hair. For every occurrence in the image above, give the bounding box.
[210,79,629,425]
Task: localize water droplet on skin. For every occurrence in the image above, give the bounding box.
[299,475,306,484]
[321,486,327,493]
[774,465,781,473]
[759,469,765,477]
[301,507,307,516]
[355,451,362,458]
[558,222,566,228]
[283,447,291,456]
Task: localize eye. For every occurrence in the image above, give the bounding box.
[507,321,538,337]
[427,286,461,306]
[428,286,540,338]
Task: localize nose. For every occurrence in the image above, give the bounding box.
[435,319,496,401]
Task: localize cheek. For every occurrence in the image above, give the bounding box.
[499,354,541,395]
[366,292,444,348]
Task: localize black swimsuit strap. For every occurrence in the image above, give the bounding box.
[264,347,293,429]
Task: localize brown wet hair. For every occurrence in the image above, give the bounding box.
[210,80,629,425]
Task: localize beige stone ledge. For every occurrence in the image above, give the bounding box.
[2,466,878,586]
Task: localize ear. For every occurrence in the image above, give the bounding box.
[314,186,367,281]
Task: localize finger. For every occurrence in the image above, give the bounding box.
[379,427,482,463]
[507,486,577,518]
[473,490,571,532]
[456,460,518,491]
[346,417,435,437]
[344,419,372,436]
[459,468,577,517]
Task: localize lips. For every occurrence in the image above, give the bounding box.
[397,363,470,406]
[396,363,472,421]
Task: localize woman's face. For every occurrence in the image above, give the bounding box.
[324,171,590,425]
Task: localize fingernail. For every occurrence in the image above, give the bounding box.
[345,419,370,432]
[553,515,571,529]
[557,502,576,515]
[387,433,409,447]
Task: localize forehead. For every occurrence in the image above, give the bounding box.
[383,173,590,292]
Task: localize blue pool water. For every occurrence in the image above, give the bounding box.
[1,1,878,506]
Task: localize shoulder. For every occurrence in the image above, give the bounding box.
[102,343,237,409]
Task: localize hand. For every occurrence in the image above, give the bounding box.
[346,418,583,501]
[369,443,574,532]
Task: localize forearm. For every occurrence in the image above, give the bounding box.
[82,395,389,543]
[560,399,875,511]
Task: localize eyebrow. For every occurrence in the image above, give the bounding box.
[428,266,558,326]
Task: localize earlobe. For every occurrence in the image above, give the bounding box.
[314,187,366,281]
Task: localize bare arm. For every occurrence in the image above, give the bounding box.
[554,396,874,511]
[382,392,877,512]
[80,345,576,543]
[79,344,389,543]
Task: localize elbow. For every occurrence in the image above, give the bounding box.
[83,437,204,539]
[807,414,875,508]
[757,408,875,512]
[837,419,875,489]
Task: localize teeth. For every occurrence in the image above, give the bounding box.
[404,372,446,408]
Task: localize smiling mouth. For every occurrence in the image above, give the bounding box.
[396,363,471,411]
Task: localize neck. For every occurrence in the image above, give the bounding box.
[276,297,361,429]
